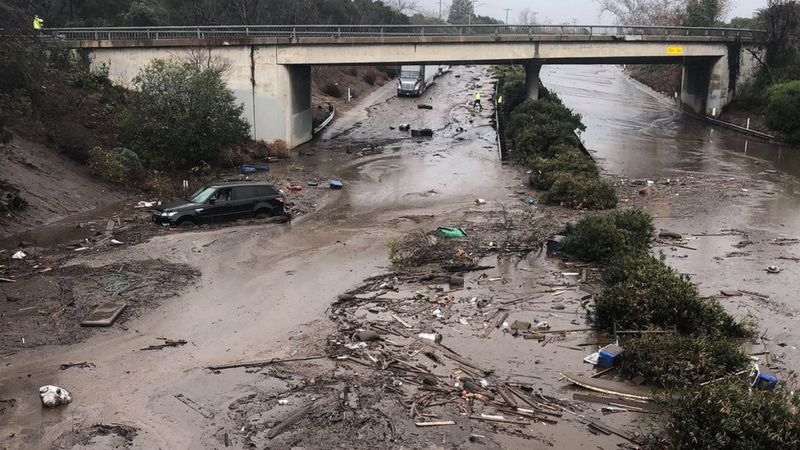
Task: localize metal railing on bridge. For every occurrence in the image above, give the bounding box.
[34,24,762,42]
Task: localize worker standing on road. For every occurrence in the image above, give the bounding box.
[497,94,503,109]
[474,90,482,110]
[33,15,44,34]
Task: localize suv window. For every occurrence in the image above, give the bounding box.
[233,186,258,200]
[256,186,278,197]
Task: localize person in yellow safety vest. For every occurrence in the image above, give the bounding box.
[33,15,44,33]
[498,94,504,108]
[473,90,482,110]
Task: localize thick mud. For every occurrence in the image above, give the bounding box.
[0,63,797,450]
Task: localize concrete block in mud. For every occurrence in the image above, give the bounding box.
[448,276,464,289]
[39,385,72,408]
[417,104,433,110]
[80,301,127,327]
[355,330,380,342]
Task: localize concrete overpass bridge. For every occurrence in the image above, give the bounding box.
[46,24,763,148]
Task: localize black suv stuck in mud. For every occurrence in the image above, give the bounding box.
[152,182,285,226]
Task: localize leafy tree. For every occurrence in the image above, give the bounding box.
[120,59,250,169]
[684,0,723,26]
[448,0,473,24]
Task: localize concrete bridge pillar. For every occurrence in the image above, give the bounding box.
[525,61,542,99]
[680,56,729,117]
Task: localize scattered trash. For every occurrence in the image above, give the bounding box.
[415,421,455,427]
[398,124,411,131]
[110,239,124,245]
[417,104,433,110]
[288,184,303,192]
[475,198,486,205]
[436,227,467,239]
[597,344,624,369]
[0,277,15,283]
[174,393,214,419]
[355,330,381,342]
[39,385,72,408]
[345,342,368,350]
[560,372,652,400]
[546,235,565,254]
[658,231,682,239]
[11,251,26,260]
[80,302,127,327]
[448,275,464,289]
[418,332,443,343]
[240,165,258,175]
[141,338,187,351]
[254,163,270,172]
[601,406,629,414]
[767,265,781,274]
[720,290,743,297]
[278,399,289,405]
[752,365,778,391]
[329,179,343,190]
[527,197,537,205]
[411,128,434,137]
[135,201,156,208]
[307,181,319,187]
[59,362,95,370]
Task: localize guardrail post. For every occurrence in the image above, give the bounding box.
[337,26,341,38]
[589,26,593,41]
[292,27,296,39]
[197,27,200,38]
[380,26,384,37]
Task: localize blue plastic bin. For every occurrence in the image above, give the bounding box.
[597,344,624,369]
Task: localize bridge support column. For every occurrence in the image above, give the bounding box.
[525,61,542,100]
[251,47,312,148]
[680,56,729,117]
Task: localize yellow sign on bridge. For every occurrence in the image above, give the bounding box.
[666,45,684,56]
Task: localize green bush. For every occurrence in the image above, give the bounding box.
[528,146,598,190]
[541,174,617,210]
[506,97,585,159]
[119,59,250,170]
[562,208,654,262]
[766,80,800,144]
[657,380,800,449]
[88,147,144,184]
[617,333,751,388]
[590,255,752,337]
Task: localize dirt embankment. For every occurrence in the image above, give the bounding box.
[311,66,395,124]
[625,65,682,97]
[0,137,128,237]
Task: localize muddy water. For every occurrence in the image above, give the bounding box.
[3,63,798,450]
[543,65,800,369]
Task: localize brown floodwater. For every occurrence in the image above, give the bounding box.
[543,64,800,372]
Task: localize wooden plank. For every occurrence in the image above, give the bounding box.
[572,393,656,412]
[560,372,653,400]
[268,402,316,439]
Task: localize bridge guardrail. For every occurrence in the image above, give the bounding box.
[26,24,763,42]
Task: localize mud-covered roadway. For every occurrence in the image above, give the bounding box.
[1,64,797,450]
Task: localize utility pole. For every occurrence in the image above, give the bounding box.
[504,8,511,24]
[438,0,443,20]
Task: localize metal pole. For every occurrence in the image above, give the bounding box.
[504,8,511,24]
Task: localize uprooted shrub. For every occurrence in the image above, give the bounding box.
[528,146,599,190]
[388,231,478,268]
[562,208,655,263]
[540,174,617,210]
[654,379,800,449]
[506,98,585,160]
[589,255,753,337]
[617,333,751,388]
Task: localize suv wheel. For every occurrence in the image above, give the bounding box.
[255,208,272,219]
[175,217,197,228]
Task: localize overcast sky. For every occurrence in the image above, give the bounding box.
[412,0,767,24]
